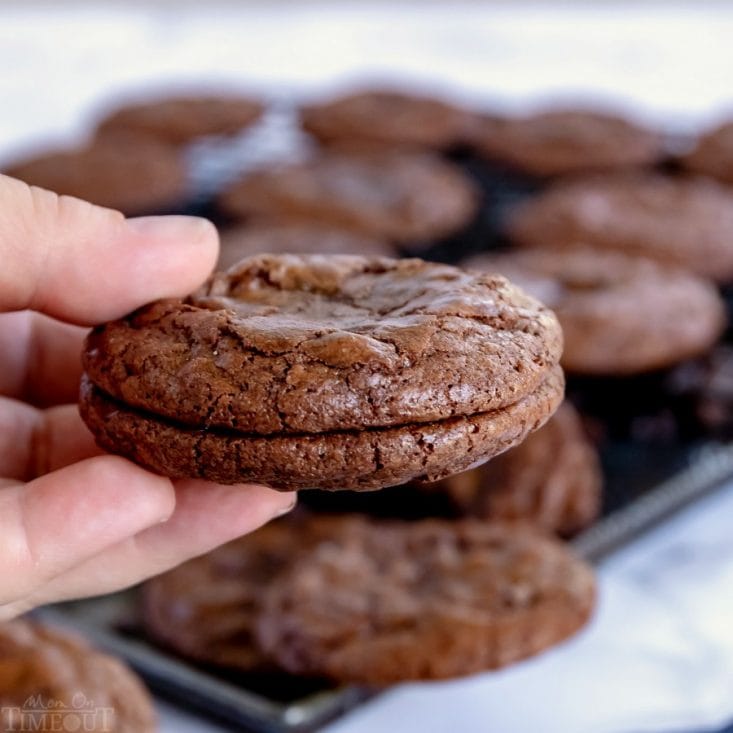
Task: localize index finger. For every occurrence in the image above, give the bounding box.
[0,175,218,324]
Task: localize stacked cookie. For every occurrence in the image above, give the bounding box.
[80,255,564,491]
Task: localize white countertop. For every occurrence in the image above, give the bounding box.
[3,3,733,731]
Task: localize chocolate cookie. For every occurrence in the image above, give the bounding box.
[80,255,564,490]
[256,518,596,683]
[300,89,475,151]
[471,109,663,178]
[427,402,601,536]
[141,515,344,671]
[465,248,725,375]
[95,95,264,146]
[506,174,733,282]
[4,136,187,215]
[0,619,155,733]
[682,120,733,185]
[216,151,479,244]
[218,222,398,270]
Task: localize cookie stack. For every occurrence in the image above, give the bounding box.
[80,255,564,491]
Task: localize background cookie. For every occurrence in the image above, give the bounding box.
[218,222,398,270]
[682,120,733,185]
[0,619,156,733]
[95,94,264,146]
[80,255,564,490]
[471,109,663,178]
[426,402,602,536]
[216,151,479,244]
[256,518,596,683]
[3,135,187,215]
[142,517,343,671]
[466,248,726,375]
[300,88,475,151]
[506,174,733,282]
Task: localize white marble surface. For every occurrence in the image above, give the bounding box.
[2,3,733,731]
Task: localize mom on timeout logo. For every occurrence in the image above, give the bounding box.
[1,692,115,732]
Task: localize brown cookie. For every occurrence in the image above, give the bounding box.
[256,518,596,684]
[0,619,156,733]
[80,255,564,490]
[81,367,561,490]
[216,151,479,244]
[218,222,398,270]
[95,95,264,146]
[507,174,733,282]
[471,109,663,177]
[683,120,733,185]
[426,402,601,536]
[465,248,725,375]
[4,136,186,215]
[300,89,475,151]
[141,515,343,671]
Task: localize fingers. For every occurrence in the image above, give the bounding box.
[0,175,218,324]
[20,483,297,606]
[0,456,175,611]
[0,399,99,480]
[0,311,86,406]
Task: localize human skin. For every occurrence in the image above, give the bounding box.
[0,174,295,621]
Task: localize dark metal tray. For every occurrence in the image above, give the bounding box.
[36,107,733,732]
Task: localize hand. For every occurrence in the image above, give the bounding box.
[0,175,295,620]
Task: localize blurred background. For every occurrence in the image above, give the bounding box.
[3,1,733,153]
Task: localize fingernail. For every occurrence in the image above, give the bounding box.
[126,215,217,244]
[276,492,298,517]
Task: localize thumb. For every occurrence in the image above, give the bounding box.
[0,174,218,325]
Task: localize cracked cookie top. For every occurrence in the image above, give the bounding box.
[82,255,562,435]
